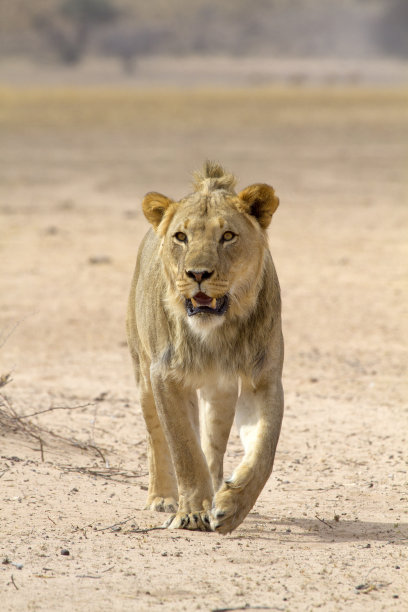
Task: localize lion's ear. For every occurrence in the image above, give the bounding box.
[142,192,174,230]
[238,184,279,230]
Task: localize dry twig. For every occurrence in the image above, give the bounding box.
[125,526,166,534]
[212,606,278,611]
[95,516,136,532]
[60,465,146,482]
[315,514,334,529]
[16,403,94,420]
[76,574,101,579]
[10,575,18,590]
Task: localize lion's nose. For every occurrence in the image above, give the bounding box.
[186,269,214,283]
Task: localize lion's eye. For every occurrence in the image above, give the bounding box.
[222,231,235,242]
[174,232,187,243]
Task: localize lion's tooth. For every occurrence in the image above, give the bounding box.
[191,297,198,308]
[210,298,217,309]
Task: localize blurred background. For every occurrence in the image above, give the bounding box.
[0,0,407,86]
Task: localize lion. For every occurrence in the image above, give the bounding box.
[126,161,284,534]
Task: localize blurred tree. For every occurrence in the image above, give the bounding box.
[377,0,408,57]
[34,0,119,64]
[101,23,168,74]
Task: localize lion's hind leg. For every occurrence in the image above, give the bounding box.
[139,386,178,513]
[199,380,238,492]
[211,375,283,534]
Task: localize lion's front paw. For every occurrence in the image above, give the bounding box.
[210,482,249,534]
[162,511,213,531]
[145,496,178,513]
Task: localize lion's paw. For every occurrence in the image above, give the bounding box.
[210,483,246,534]
[145,496,178,513]
[162,511,213,531]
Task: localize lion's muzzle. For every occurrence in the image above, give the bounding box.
[186,292,229,317]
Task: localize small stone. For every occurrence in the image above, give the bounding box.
[88,255,112,265]
[60,549,70,556]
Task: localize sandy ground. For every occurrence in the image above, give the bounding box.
[1,56,408,88]
[0,86,407,611]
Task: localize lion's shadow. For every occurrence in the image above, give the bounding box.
[235,514,408,544]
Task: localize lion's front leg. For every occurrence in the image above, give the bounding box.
[211,375,283,534]
[150,365,214,531]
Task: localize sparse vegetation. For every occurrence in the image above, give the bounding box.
[377,0,408,57]
[0,0,406,65]
[33,0,119,64]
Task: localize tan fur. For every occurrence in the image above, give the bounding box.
[127,161,284,533]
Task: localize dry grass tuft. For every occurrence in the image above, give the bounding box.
[0,372,12,388]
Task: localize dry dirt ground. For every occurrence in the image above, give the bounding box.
[0,86,407,611]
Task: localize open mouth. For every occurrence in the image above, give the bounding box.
[185,292,229,317]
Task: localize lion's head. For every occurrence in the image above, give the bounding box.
[142,161,279,336]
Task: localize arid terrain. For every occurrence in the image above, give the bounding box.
[0,85,407,611]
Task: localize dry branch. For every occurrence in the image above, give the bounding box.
[0,393,107,464]
[60,465,147,482]
[16,403,94,419]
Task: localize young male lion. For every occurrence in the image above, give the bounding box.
[127,161,284,534]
